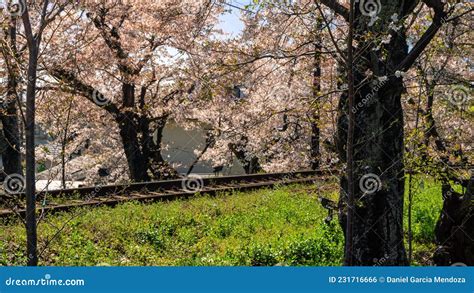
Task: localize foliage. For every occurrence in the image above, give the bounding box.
[0,185,341,266]
[1,179,444,266]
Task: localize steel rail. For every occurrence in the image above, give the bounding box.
[0,169,338,220]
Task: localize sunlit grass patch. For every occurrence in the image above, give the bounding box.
[0,178,444,266]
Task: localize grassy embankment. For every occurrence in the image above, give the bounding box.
[0,177,446,266]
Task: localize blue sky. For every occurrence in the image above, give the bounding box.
[216,1,249,37]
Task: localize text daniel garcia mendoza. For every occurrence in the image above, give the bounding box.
[386,276,466,283]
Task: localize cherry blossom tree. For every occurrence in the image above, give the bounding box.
[44,0,223,181]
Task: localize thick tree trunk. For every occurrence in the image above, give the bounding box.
[337,77,408,265]
[117,111,149,182]
[117,82,169,182]
[332,0,427,266]
[117,83,149,181]
[49,70,177,182]
[1,104,22,176]
[1,18,22,176]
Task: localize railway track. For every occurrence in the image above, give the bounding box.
[0,169,338,220]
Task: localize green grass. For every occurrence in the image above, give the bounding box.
[0,186,344,266]
[405,176,443,242]
[403,175,444,265]
[0,178,445,266]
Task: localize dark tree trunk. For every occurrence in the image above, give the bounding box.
[340,81,406,265]
[1,18,22,176]
[25,49,38,266]
[310,122,320,170]
[344,0,356,266]
[118,81,149,181]
[1,103,22,175]
[434,177,474,266]
[117,110,149,182]
[22,0,62,267]
[310,38,322,170]
[122,84,144,180]
[421,86,448,163]
[61,100,73,189]
[50,69,177,182]
[337,77,408,266]
[117,83,178,182]
[335,1,421,265]
[24,37,39,267]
